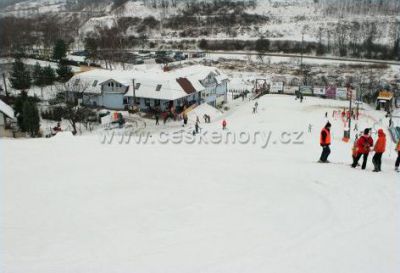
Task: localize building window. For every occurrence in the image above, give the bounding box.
[74,79,80,86]
[156,84,162,91]
[92,80,98,87]
[135,83,141,89]
[123,98,129,105]
[145,99,151,106]
[154,99,160,106]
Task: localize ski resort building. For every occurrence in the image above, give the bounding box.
[66,65,229,111]
[376,90,394,112]
[0,99,15,137]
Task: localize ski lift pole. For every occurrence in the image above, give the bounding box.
[343,86,353,141]
[348,91,352,139]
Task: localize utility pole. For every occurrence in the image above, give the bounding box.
[2,73,9,97]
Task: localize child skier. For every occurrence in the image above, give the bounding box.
[352,134,359,164]
[372,129,386,172]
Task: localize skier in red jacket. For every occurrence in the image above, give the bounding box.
[352,128,374,170]
[372,129,386,172]
[222,119,227,130]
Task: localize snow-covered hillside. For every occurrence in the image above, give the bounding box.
[1,0,399,46]
[2,95,399,273]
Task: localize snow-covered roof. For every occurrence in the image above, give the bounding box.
[68,69,135,94]
[69,65,228,101]
[0,99,15,119]
[228,78,253,90]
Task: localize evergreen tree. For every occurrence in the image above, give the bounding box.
[10,57,31,91]
[42,65,56,85]
[255,37,270,53]
[52,39,67,61]
[56,62,74,82]
[84,37,99,62]
[22,100,40,137]
[198,39,208,50]
[32,62,44,87]
[13,91,28,131]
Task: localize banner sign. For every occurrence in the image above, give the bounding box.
[271,82,284,93]
[336,88,347,100]
[313,87,326,96]
[325,86,336,99]
[299,86,313,95]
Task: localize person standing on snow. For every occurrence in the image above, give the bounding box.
[395,139,400,172]
[372,129,386,172]
[222,119,227,130]
[319,122,332,163]
[352,128,374,170]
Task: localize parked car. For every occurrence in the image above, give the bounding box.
[132,56,145,64]
[137,50,154,59]
[71,51,88,57]
[174,52,187,61]
[155,56,174,64]
[191,51,206,58]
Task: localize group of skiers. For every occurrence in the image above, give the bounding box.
[319,121,400,172]
[351,128,386,172]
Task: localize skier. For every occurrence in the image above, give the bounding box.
[319,122,331,163]
[155,114,159,125]
[353,123,358,131]
[183,113,188,127]
[352,128,374,170]
[372,129,386,172]
[325,112,328,118]
[255,101,259,113]
[222,119,227,130]
[252,106,256,114]
[395,139,400,172]
[308,123,313,133]
[195,121,200,134]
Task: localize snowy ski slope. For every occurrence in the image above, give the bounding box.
[1,95,399,273]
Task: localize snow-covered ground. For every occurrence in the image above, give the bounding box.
[1,95,399,273]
